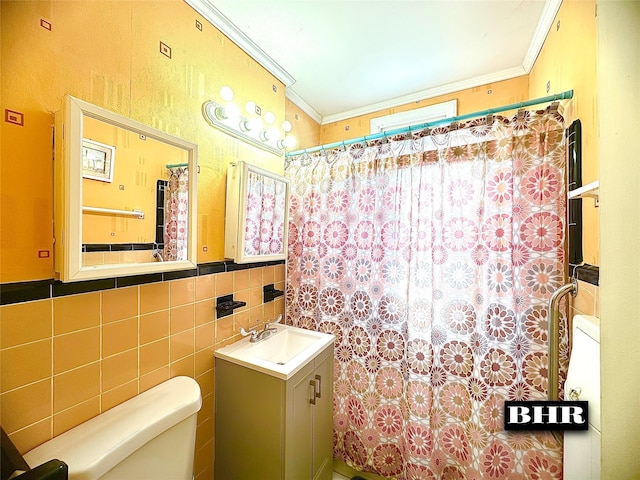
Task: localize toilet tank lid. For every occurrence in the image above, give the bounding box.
[23,376,202,480]
[573,314,600,343]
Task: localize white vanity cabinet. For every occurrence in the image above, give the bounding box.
[214,343,334,480]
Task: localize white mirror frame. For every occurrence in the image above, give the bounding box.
[56,95,198,281]
[225,161,289,264]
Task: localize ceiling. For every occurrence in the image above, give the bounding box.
[187,0,561,124]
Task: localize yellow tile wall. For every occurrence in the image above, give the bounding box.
[570,280,600,319]
[0,263,285,480]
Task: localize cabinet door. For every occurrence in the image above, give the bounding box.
[313,351,334,480]
[287,368,315,479]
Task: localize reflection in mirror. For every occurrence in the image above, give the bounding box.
[225,161,289,264]
[55,95,198,282]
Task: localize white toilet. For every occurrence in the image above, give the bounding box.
[564,315,601,480]
[23,376,202,480]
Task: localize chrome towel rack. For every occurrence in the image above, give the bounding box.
[82,206,145,219]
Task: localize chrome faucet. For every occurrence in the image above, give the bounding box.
[240,314,282,343]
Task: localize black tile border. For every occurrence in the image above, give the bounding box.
[116,273,164,288]
[0,279,53,305]
[83,243,156,253]
[574,263,599,286]
[198,262,226,276]
[52,278,116,297]
[0,259,285,305]
[162,269,198,281]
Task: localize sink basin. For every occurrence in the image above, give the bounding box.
[214,324,334,380]
[249,328,320,364]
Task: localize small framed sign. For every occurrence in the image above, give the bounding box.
[82,138,115,182]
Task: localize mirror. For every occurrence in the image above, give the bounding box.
[55,95,198,281]
[225,161,289,263]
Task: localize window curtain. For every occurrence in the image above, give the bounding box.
[285,107,568,479]
[163,167,189,261]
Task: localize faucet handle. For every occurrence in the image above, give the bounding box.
[240,327,257,340]
[264,314,282,330]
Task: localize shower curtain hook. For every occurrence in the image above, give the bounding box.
[405,127,413,140]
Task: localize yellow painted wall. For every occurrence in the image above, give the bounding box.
[317,76,529,144]
[1,0,287,284]
[529,0,599,266]
[284,97,321,151]
[598,2,640,478]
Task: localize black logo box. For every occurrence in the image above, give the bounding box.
[504,401,589,431]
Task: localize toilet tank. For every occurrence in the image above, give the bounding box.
[564,315,600,480]
[23,376,202,480]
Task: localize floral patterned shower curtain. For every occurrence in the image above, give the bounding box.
[285,108,568,479]
[164,167,189,261]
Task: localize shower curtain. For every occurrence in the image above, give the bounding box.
[164,167,189,261]
[285,107,568,479]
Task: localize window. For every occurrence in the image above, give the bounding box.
[370,100,457,134]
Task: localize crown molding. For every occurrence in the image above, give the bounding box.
[523,0,563,71]
[185,0,559,127]
[320,66,528,125]
[285,89,323,124]
[185,0,295,87]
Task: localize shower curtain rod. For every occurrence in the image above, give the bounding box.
[285,89,573,157]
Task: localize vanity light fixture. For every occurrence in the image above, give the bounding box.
[220,86,234,102]
[202,100,287,156]
[259,127,279,142]
[245,101,257,114]
[264,111,276,125]
[214,102,240,121]
[239,117,262,132]
[277,135,296,150]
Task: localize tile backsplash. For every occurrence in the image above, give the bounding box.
[571,279,600,318]
[0,262,285,480]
